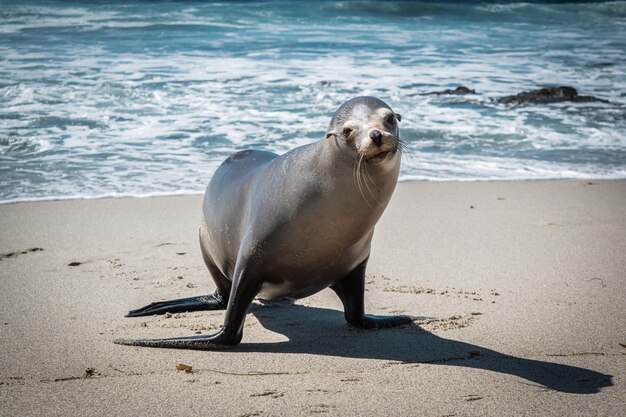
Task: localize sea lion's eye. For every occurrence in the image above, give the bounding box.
[342,127,352,138]
[387,115,396,126]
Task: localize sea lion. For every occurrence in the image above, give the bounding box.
[115,96,412,350]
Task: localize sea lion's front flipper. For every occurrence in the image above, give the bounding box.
[117,261,260,350]
[114,330,238,350]
[125,290,228,317]
[331,258,413,329]
[359,314,413,329]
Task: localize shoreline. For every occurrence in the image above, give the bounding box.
[1,180,624,416]
[1,177,624,206]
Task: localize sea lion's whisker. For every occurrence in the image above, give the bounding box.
[356,154,373,208]
[362,160,380,206]
[396,138,415,163]
[354,155,361,197]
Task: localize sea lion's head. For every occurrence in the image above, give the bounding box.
[326,96,403,167]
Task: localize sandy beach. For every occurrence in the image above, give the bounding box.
[0,180,624,416]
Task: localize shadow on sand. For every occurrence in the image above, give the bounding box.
[236,302,612,394]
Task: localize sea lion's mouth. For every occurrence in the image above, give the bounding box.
[366,150,393,165]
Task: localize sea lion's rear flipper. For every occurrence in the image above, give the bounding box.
[125,290,227,317]
[331,258,413,329]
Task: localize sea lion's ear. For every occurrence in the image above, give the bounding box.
[395,113,402,122]
[326,132,335,139]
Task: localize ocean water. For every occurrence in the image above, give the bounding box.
[1,0,625,203]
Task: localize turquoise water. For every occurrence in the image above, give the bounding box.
[1,1,625,202]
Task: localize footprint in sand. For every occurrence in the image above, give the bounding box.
[0,247,43,260]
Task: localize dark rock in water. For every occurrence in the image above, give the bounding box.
[497,86,609,105]
[423,86,476,95]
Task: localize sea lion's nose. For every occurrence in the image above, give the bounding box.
[369,129,382,146]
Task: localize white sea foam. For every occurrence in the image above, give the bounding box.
[0,1,624,203]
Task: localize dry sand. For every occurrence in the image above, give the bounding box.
[0,180,624,416]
